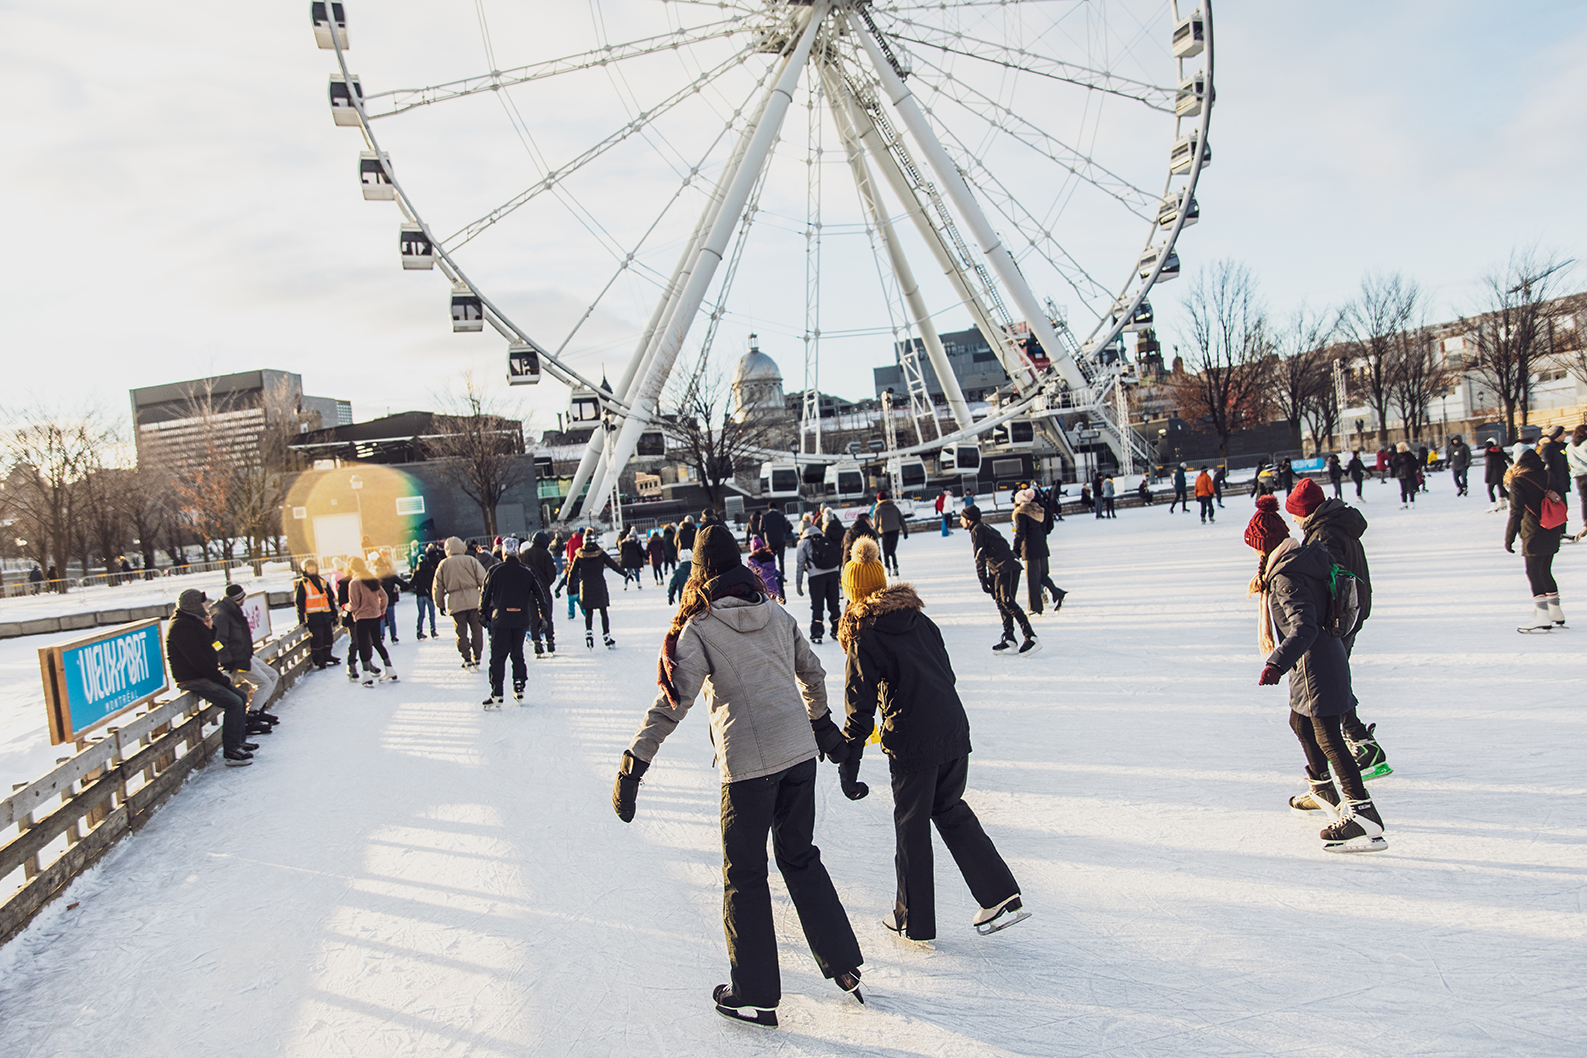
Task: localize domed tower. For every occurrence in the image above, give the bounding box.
[731,334,786,424]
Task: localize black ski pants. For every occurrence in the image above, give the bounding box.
[808,571,840,640]
[584,605,610,635]
[1199,496,1215,521]
[1525,553,1558,597]
[305,612,336,666]
[1169,487,1189,512]
[720,757,862,1008]
[889,755,1018,941]
[1290,710,1368,803]
[990,567,1033,640]
[1488,480,1508,503]
[352,617,391,674]
[488,621,528,695]
[1399,479,1417,504]
[880,530,901,574]
[1024,556,1061,614]
[451,608,483,663]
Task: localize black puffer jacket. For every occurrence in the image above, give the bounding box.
[968,521,1020,585]
[1300,498,1372,626]
[839,584,971,771]
[619,535,646,569]
[1264,541,1351,718]
[167,610,224,685]
[479,554,552,630]
[1505,450,1563,558]
[1484,444,1511,485]
[409,551,439,596]
[567,544,624,609]
[522,540,557,591]
[841,517,879,565]
[1011,508,1050,561]
[210,597,253,671]
[1393,450,1419,482]
[1541,439,1571,497]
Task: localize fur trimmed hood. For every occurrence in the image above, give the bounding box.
[838,582,924,650]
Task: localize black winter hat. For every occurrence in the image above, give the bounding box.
[223,583,246,599]
[692,524,742,579]
[960,504,982,523]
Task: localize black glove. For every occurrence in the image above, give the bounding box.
[612,750,649,823]
[838,755,869,800]
[811,713,850,764]
[1505,542,1515,554]
[980,580,992,595]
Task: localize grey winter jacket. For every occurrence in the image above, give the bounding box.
[794,525,839,589]
[1264,540,1352,718]
[627,595,830,784]
[432,536,487,614]
[874,499,908,534]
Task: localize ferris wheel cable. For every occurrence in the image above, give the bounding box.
[876,21,1177,111]
[904,54,1158,219]
[439,42,763,253]
[362,19,759,117]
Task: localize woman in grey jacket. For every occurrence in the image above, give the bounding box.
[612,525,863,1027]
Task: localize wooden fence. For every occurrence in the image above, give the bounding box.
[0,623,328,949]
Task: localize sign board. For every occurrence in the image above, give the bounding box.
[1077,429,1102,440]
[239,591,273,645]
[395,495,426,516]
[1290,457,1327,473]
[39,619,169,746]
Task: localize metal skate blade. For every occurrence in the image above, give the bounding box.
[975,909,1031,935]
[1323,835,1388,854]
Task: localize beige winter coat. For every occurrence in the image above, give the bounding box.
[347,577,388,621]
[432,536,486,615]
[628,596,829,784]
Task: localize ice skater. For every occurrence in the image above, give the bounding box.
[960,505,1038,656]
[1011,487,1064,615]
[345,556,397,686]
[612,525,864,1026]
[478,538,551,707]
[1246,496,1385,852]
[564,531,624,648]
[1506,447,1567,632]
[835,546,1028,941]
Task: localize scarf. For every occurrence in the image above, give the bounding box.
[656,565,763,709]
[1013,499,1046,524]
[1248,538,1297,656]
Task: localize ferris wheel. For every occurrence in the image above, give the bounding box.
[312,0,1213,523]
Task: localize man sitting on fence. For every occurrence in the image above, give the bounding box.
[212,583,280,735]
[166,589,256,768]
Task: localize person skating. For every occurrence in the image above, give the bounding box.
[935,488,954,536]
[1286,477,1390,782]
[676,515,697,553]
[409,544,441,639]
[167,590,256,767]
[521,531,559,658]
[478,538,552,707]
[872,491,909,575]
[1483,438,1511,510]
[1392,442,1419,508]
[346,556,397,685]
[1448,435,1472,497]
[661,523,679,574]
[795,519,842,643]
[668,548,693,605]
[1195,467,1216,523]
[646,530,667,585]
[836,554,1029,940]
[1213,464,1227,507]
[760,504,792,577]
[619,529,646,590]
[567,531,624,647]
[960,505,1037,655]
[212,583,279,732]
[294,558,340,670]
[1245,496,1386,853]
[1567,424,1587,542]
[1170,463,1190,513]
[1506,448,1568,632]
[747,536,783,602]
[613,525,864,1026]
[434,536,487,671]
[373,555,409,644]
[841,512,879,566]
[1011,487,1064,615]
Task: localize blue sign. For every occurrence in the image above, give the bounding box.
[1290,457,1326,473]
[42,620,169,744]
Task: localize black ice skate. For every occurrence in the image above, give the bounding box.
[223,749,253,768]
[992,634,1016,654]
[1347,724,1392,781]
[1320,800,1387,853]
[513,681,525,703]
[1018,636,1040,656]
[973,894,1031,935]
[712,985,776,1028]
[834,969,864,1005]
[532,640,544,658]
[604,634,616,649]
[482,693,503,711]
[586,631,595,650]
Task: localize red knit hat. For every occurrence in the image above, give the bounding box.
[1285,476,1326,519]
[1244,495,1290,553]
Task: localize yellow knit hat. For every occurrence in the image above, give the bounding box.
[841,537,887,603]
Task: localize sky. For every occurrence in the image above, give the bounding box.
[1,1,1584,440]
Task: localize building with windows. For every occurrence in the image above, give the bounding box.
[872,325,1011,403]
[130,370,350,471]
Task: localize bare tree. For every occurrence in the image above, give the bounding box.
[664,362,783,507]
[424,374,526,538]
[1388,322,1451,443]
[121,464,173,575]
[1465,250,1576,442]
[1339,273,1420,448]
[1268,308,1335,453]
[2,409,112,591]
[1170,260,1273,458]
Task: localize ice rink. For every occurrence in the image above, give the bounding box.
[1,483,1584,1057]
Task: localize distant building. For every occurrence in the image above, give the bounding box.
[731,335,789,423]
[872,326,1010,403]
[130,370,350,470]
[288,410,523,466]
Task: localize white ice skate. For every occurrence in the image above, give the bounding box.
[1545,593,1567,628]
[383,668,399,682]
[1519,597,1554,634]
[973,894,1031,935]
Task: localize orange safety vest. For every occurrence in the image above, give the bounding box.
[301,577,331,614]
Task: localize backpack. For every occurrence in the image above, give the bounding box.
[1324,564,1361,638]
[808,533,841,570]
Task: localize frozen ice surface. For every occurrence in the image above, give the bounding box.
[0,482,1583,1057]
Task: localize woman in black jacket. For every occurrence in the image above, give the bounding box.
[840,513,878,566]
[1392,442,1419,507]
[565,534,625,647]
[1483,439,1512,508]
[1010,487,1064,614]
[1247,496,1385,852]
[618,530,646,590]
[1506,447,1567,631]
[838,573,1027,940]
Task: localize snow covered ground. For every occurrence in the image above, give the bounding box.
[2,480,1584,1057]
[0,563,298,622]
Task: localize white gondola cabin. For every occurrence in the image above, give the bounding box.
[989,417,1035,451]
[1172,11,1205,58]
[399,223,433,269]
[329,75,363,127]
[824,463,866,502]
[759,462,801,501]
[1157,190,1199,229]
[1170,132,1211,175]
[939,443,981,475]
[1138,245,1181,282]
[312,2,349,49]
[1174,72,1206,118]
[359,151,394,200]
[567,386,601,425]
[507,342,541,386]
[1113,296,1154,331]
[895,458,927,493]
[451,283,483,332]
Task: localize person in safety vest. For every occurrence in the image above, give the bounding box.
[295,558,340,669]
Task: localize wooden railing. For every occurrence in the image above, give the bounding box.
[0,623,331,948]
